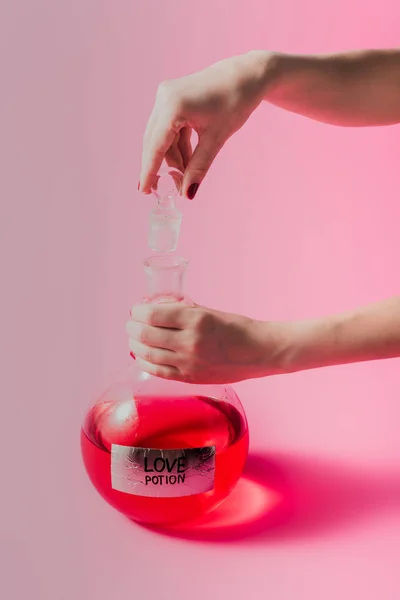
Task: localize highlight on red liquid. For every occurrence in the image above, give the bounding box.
[81,394,249,525]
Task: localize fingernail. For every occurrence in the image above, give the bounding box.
[187,183,199,200]
[130,352,136,360]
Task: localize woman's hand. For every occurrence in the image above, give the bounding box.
[126,297,400,383]
[126,302,287,384]
[139,51,273,199]
[139,49,400,198]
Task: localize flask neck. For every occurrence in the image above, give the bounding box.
[143,255,188,303]
[157,195,176,210]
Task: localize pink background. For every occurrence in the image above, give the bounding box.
[2,1,400,599]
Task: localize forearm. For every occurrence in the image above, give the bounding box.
[275,296,400,374]
[258,49,400,126]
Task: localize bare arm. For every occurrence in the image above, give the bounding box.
[262,49,400,127]
[132,51,400,383]
[127,296,400,384]
[273,296,400,374]
[140,48,400,195]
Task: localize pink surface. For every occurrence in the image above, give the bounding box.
[2,1,400,599]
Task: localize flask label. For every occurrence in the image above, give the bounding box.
[111,445,216,497]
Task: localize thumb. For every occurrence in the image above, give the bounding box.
[183,132,224,199]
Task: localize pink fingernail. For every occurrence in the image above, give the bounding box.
[130,352,136,360]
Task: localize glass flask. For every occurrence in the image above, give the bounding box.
[81,255,249,526]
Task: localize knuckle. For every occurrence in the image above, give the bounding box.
[179,354,199,376]
[156,80,173,99]
[156,81,177,111]
[194,310,211,332]
[213,133,226,152]
[190,166,209,179]
[147,307,160,326]
[190,334,203,355]
[160,331,172,349]
[180,366,197,384]
[181,328,200,354]
[138,326,150,344]
[143,347,154,363]
[153,366,166,379]
[164,369,177,381]
[156,81,185,127]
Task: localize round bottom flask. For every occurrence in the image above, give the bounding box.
[81,256,249,526]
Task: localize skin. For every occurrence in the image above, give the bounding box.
[129,49,400,384]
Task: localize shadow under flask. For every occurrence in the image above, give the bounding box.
[81,255,249,526]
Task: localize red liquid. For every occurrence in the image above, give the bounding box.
[81,394,249,525]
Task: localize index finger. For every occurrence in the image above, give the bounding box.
[130,303,189,329]
[140,117,180,194]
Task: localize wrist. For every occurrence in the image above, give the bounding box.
[249,319,300,376]
[272,311,369,374]
[255,316,342,376]
[236,50,284,100]
[281,317,340,373]
[256,297,400,377]
[252,50,294,97]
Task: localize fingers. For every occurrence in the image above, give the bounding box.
[164,128,193,174]
[139,74,221,198]
[177,127,193,169]
[165,132,185,173]
[140,82,187,194]
[130,303,190,329]
[135,357,182,381]
[182,131,225,199]
[125,320,182,351]
[128,338,177,367]
[140,119,178,194]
